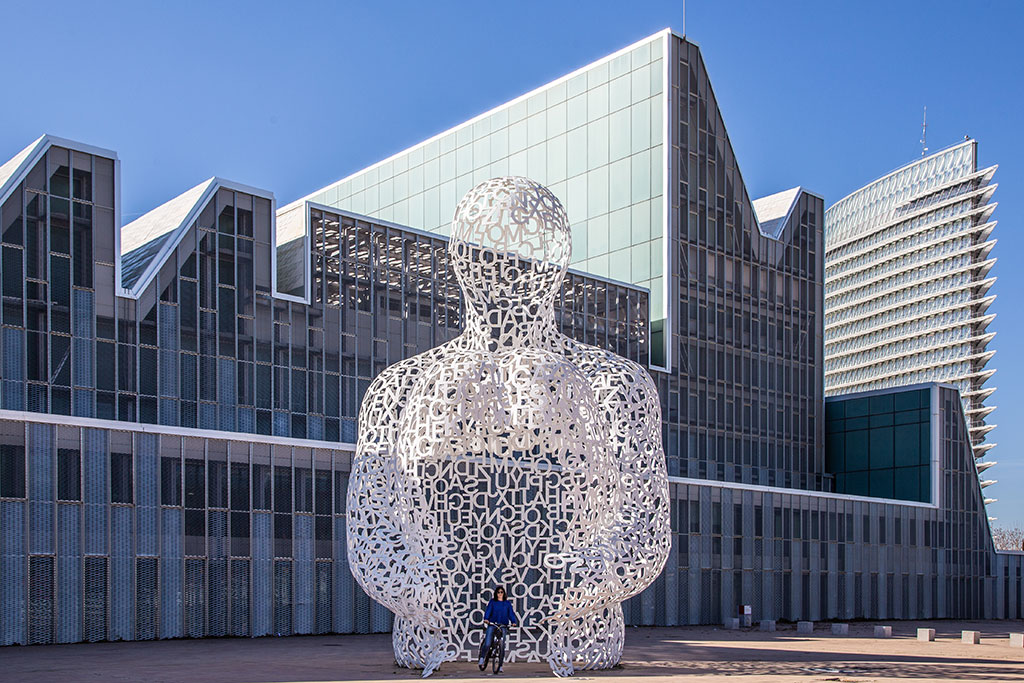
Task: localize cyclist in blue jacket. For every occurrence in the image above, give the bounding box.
[479,586,518,670]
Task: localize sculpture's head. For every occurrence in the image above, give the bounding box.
[449,177,571,313]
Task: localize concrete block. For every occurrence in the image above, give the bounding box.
[831,623,849,636]
[962,630,980,644]
[1010,633,1024,647]
[917,628,936,642]
[759,620,776,632]
[724,617,740,630]
[874,625,892,638]
[741,615,753,628]
[797,621,814,634]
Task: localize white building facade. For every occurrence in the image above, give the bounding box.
[824,140,999,496]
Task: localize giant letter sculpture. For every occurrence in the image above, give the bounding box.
[346,177,669,677]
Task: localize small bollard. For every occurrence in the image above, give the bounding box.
[874,625,892,638]
[760,619,776,632]
[740,605,753,628]
[962,630,980,644]
[831,623,849,636]
[742,614,753,628]
[797,621,814,634]
[917,628,936,642]
[1010,633,1024,648]
[724,617,740,630]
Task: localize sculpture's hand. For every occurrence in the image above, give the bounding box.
[543,544,623,623]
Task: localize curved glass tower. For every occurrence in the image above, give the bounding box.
[824,140,999,497]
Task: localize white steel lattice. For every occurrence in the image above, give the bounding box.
[347,177,670,677]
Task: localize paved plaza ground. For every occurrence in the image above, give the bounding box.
[2,620,1023,683]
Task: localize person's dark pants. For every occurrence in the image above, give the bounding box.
[480,624,505,659]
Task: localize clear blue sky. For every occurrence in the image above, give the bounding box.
[2,1,1022,525]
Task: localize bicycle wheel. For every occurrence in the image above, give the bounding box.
[492,637,504,674]
[478,633,489,671]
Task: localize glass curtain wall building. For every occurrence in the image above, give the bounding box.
[295,30,826,490]
[824,141,999,497]
[0,31,1021,649]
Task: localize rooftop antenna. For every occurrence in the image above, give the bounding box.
[682,0,686,37]
[920,106,928,157]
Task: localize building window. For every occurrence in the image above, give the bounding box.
[57,447,81,501]
[0,443,26,498]
[111,451,132,504]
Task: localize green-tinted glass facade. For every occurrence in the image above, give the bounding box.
[825,387,932,503]
[299,33,668,341]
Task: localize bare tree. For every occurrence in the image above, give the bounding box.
[991,526,1024,551]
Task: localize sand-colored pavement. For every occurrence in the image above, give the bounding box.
[2,620,1023,683]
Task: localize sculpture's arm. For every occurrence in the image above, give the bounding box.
[346,369,447,627]
[547,358,670,622]
[603,367,671,597]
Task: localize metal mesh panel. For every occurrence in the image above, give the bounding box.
[136,506,157,558]
[902,574,910,617]
[273,559,292,636]
[27,384,46,413]
[28,423,52,500]
[294,515,313,634]
[354,583,370,634]
[2,379,23,411]
[135,557,158,640]
[160,508,183,638]
[699,569,712,623]
[72,289,94,337]
[73,339,93,389]
[677,568,688,624]
[83,429,107,556]
[654,570,667,625]
[370,598,391,634]
[158,302,178,350]
[28,555,54,644]
[110,506,133,641]
[333,518,353,634]
[208,558,227,637]
[208,509,227,559]
[2,500,26,645]
[230,559,250,637]
[136,435,158,506]
[185,558,205,638]
[315,560,331,634]
[29,501,54,555]
[688,567,700,624]
[160,350,178,398]
[57,503,81,643]
[3,327,25,390]
[84,556,107,642]
[251,513,272,636]
[28,424,53,556]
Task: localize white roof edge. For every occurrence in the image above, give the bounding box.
[668,475,936,509]
[0,134,120,209]
[0,407,356,452]
[281,28,674,213]
[825,381,961,401]
[43,134,119,161]
[120,177,276,299]
[751,186,809,240]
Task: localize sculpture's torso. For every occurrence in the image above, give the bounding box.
[394,342,619,662]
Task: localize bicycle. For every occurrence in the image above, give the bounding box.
[478,621,516,674]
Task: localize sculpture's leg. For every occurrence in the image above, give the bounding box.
[546,622,575,678]
[546,604,625,676]
[574,604,624,670]
[392,616,451,677]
